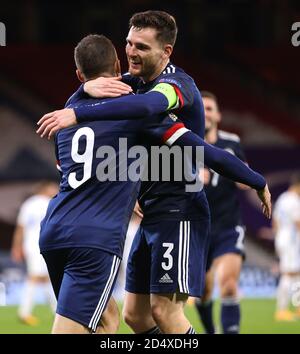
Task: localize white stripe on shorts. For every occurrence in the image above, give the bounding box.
[178,221,184,293]
[88,255,121,332]
[178,221,190,294]
[185,221,190,293]
[182,221,188,293]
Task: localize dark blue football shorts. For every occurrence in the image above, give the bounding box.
[42,247,121,332]
[126,218,210,297]
[206,225,246,270]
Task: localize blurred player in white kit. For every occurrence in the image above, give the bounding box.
[11,181,58,325]
[273,173,300,321]
[114,211,142,300]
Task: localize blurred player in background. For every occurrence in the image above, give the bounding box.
[11,181,58,325]
[194,92,249,334]
[114,212,141,300]
[273,173,300,321]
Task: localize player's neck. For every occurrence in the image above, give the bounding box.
[142,59,170,83]
[205,127,218,144]
[85,72,117,82]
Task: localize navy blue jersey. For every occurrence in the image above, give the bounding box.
[39,94,187,258]
[205,130,246,234]
[125,63,204,137]
[132,62,207,221]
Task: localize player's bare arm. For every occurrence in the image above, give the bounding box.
[272,218,278,234]
[133,201,143,218]
[295,220,300,231]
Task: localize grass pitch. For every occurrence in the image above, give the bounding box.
[0,299,299,334]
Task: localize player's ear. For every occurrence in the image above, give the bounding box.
[163,44,173,59]
[76,69,85,83]
[217,111,222,123]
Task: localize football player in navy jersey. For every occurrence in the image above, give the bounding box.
[194,91,250,334]
[37,12,271,334]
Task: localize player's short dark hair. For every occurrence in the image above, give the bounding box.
[74,34,117,79]
[201,91,220,111]
[290,171,300,187]
[201,91,219,105]
[129,10,177,46]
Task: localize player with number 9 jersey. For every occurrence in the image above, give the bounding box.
[39,87,188,333]
[40,102,187,258]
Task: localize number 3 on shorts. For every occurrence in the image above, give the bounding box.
[162,243,174,271]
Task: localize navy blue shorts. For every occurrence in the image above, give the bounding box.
[126,219,210,298]
[42,247,121,332]
[206,225,246,270]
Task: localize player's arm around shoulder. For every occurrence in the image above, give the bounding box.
[150,82,179,110]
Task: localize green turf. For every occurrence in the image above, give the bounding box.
[188,299,300,334]
[0,299,299,334]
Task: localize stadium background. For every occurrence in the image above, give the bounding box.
[0,0,299,333]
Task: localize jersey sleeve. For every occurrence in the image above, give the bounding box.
[17,202,29,227]
[141,113,190,145]
[74,92,170,123]
[168,130,266,190]
[274,196,300,224]
[156,73,194,110]
[291,199,300,222]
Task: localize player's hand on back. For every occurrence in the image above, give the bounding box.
[84,76,132,98]
[133,201,143,219]
[36,108,77,139]
[202,168,211,185]
[256,184,272,219]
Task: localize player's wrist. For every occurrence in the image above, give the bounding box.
[73,107,84,123]
[71,109,78,124]
[83,82,88,94]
